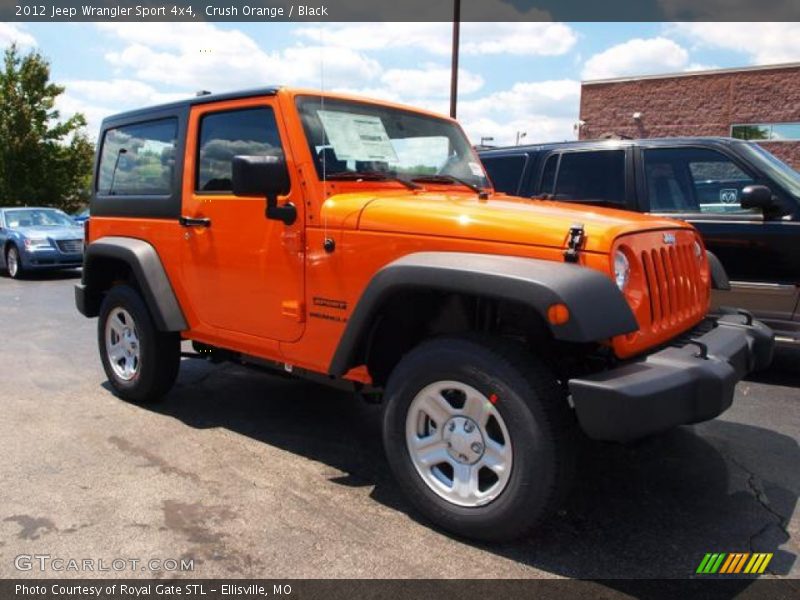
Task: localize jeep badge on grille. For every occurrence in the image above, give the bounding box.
[663,233,676,245]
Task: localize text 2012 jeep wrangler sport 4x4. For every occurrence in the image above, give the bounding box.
[76,87,773,541]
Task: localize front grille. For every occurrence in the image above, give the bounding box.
[641,242,703,331]
[56,239,83,254]
[612,229,709,359]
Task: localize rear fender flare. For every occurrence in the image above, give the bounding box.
[79,236,187,332]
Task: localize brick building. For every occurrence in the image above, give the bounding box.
[579,63,800,169]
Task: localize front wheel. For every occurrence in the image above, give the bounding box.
[6,245,23,279]
[382,336,576,541]
[98,284,180,403]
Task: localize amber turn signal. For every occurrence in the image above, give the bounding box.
[547,303,570,325]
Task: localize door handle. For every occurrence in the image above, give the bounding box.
[179,216,211,228]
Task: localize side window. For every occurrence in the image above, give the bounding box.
[97,118,178,196]
[644,148,756,214]
[481,155,527,195]
[197,107,283,192]
[553,150,626,206]
[539,154,558,195]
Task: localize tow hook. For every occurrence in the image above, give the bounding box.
[564,223,585,263]
[685,340,709,359]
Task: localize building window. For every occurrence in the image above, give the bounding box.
[731,123,800,141]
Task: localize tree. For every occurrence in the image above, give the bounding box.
[0,44,94,212]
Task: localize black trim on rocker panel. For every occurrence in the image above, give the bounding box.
[90,106,189,220]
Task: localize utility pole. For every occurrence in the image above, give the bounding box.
[449,0,461,119]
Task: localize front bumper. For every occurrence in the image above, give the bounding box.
[569,312,774,442]
[21,247,82,269]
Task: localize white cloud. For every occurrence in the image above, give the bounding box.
[461,116,576,147]
[294,22,577,57]
[99,23,381,92]
[670,23,800,65]
[582,37,689,80]
[65,79,187,107]
[69,22,582,148]
[331,79,580,146]
[58,79,191,139]
[685,63,719,72]
[0,23,36,48]
[380,66,484,99]
[457,80,581,145]
[458,79,580,120]
[461,23,577,56]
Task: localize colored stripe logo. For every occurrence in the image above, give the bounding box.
[696,553,773,574]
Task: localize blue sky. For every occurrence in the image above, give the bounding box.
[1,21,798,145]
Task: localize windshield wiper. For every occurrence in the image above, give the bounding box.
[326,170,421,190]
[410,174,488,196]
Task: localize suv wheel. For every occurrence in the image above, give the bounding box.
[6,245,23,279]
[98,284,180,403]
[382,336,576,541]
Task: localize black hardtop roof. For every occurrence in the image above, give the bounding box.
[479,137,750,157]
[100,86,281,126]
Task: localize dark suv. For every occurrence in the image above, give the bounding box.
[480,138,800,347]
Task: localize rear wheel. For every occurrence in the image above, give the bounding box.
[98,284,180,403]
[382,336,576,541]
[6,245,23,279]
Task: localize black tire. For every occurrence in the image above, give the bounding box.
[382,335,576,542]
[6,245,24,279]
[98,284,180,403]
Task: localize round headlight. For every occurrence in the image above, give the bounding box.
[693,240,703,260]
[614,250,630,291]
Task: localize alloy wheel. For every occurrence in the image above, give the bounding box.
[7,248,19,278]
[105,307,141,381]
[405,380,513,507]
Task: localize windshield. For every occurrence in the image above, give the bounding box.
[296,96,490,189]
[740,142,800,199]
[5,208,76,228]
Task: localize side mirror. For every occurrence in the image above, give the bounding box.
[232,155,296,225]
[740,185,775,211]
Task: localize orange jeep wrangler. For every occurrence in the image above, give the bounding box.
[76,87,773,541]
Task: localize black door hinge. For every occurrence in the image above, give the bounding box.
[564,223,585,263]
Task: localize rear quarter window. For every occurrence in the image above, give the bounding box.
[97,118,178,196]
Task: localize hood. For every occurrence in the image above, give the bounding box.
[321,191,690,253]
[15,225,84,240]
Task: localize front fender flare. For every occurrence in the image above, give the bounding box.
[329,252,638,376]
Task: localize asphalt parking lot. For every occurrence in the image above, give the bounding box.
[0,271,798,581]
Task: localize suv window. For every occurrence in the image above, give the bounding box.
[539,154,558,194]
[644,147,757,214]
[482,155,527,195]
[552,150,626,206]
[197,107,283,192]
[97,118,178,196]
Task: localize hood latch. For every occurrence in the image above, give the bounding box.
[564,223,585,263]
